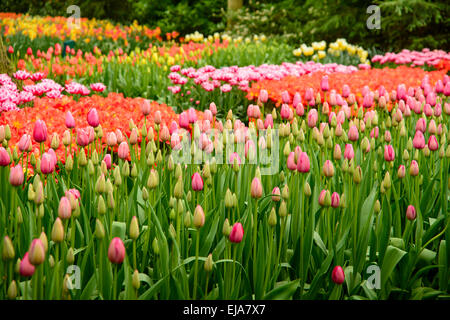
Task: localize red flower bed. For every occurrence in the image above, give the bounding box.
[0,92,199,161]
[246,66,448,109]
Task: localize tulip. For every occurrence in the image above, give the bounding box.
[28,239,46,266]
[108,237,126,264]
[9,165,24,186]
[76,128,90,147]
[413,130,425,149]
[58,196,72,219]
[344,144,355,160]
[87,108,100,127]
[409,160,419,176]
[65,111,76,128]
[406,205,416,221]
[40,152,55,174]
[297,152,310,173]
[103,154,112,170]
[52,217,65,243]
[348,125,359,141]
[251,177,263,199]
[229,222,244,243]
[384,145,395,162]
[193,205,205,228]
[428,135,438,151]
[331,266,345,284]
[33,120,48,143]
[321,75,329,92]
[118,141,129,159]
[191,172,204,191]
[141,100,151,116]
[272,187,281,201]
[318,189,331,207]
[0,147,11,166]
[322,160,335,177]
[18,134,31,152]
[331,192,340,208]
[307,109,318,128]
[20,253,35,277]
[259,89,268,103]
[179,111,189,129]
[398,165,406,179]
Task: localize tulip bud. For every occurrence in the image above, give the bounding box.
[2,236,15,261]
[66,247,75,264]
[122,161,130,177]
[108,237,125,264]
[95,219,105,239]
[152,238,159,255]
[7,280,17,300]
[222,218,231,237]
[97,195,106,215]
[95,175,106,194]
[250,177,263,199]
[279,200,287,217]
[193,205,205,228]
[304,182,311,197]
[406,205,416,221]
[204,253,214,272]
[52,218,64,243]
[353,166,362,184]
[28,239,46,265]
[142,187,149,201]
[174,177,183,199]
[129,216,139,240]
[132,269,140,289]
[268,207,277,227]
[331,266,345,284]
[225,189,234,208]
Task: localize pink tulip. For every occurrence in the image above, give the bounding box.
[321,75,329,92]
[297,152,310,173]
[33,120,48,143]
[384,145,395,162]
[342,84,350,98]
[250,177,263,199]
[28,239,45,266]
[280,104,290,120]
[281,91,290,104]
[428,135,438,151]
[18,134,31,152]
[9,165,24,186]
[191,172,204,191]
[331,266,345,284]
[398,165,406,178]
[65,111,75,128]
[76,128,90,147]
[264,114,274,129]
[106,132,117,147]
[40,152,55,174]
[108,237,126,264]
[209,102,217,115]
[103,154,112,169]
[259,89,268,103]
[287,152,297,171]
[272,187,281,202]
[229,223,244,243]
[410,160,419,176]
[58,196,72,219]
[307,109,318,128]
[344,144,354,160]
[179,111,189,129]
[229,152,241,166]
[20,253,35,277]
[293,92,302,107]
[331,192,340,208]
[413,131,425,149]
[188,108,197,123]
[406,205,416,221]
[154,110,162,125]
[415,118,426,133]
[348,125,359,141]
[141,100,151,116]
[0,147,11,166]
[87,108,100,127]
[323,160,335,177]
[118,142,129,160]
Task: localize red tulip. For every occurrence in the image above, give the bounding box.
[331,266,345,284]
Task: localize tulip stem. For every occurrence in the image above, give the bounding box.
[204,272,209,300]
[113,265,118,300]
[193,229,200,300]
[252,199,258,283]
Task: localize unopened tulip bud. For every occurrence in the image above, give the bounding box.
[52,218,64,243]
[322,160,335,177]
[108,238,125,264]
[2,236,15,261]
[251,177,263,199]
[304,182,311,197]
[383,171,391,189]
[147,169,159,189]
[142,187,149,201]
[28,239,46,266]
[7,280,17,300]
[409,160,419,176]
[132,269,140,289]
[222,218,231,236]
[95,219,105,239]
[272,187,281,202]
[279,200,287,217]
[204,253,214,272]
[225,189,233,208]
[174,178,183,199]
[193,205,205,228]
[184,211,192,228]
[398,165,406,179]
[268,207,277,227]
[51,133,60,149]
[177,199,185,215]
[175,164,182,180]
[353,166,362,184]
[97,195,106,215]
[152,238,160,255]
[129,216,139,240]
[95,174,106,194]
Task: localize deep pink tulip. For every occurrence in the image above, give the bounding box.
[332,266,345,284]
[384,145,395,162]
[191,172,204,191]
[103,154,112,169]
[406,205,416,221]
[179,111,189,129]
[20,253,35,277]
[229,223,244,243]
[280,104,290,120]
[18,134,31,152]
[321,75,329,92]
[297,152,310,173]
[287,152,297,171]
[0,147,10,166]
[331,192,340,208]
[33,120,48,143]
[108,237,126,264]
[87,108,100,127]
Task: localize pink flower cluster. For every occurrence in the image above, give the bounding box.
[371,48,450,68]
[168,61,359,94]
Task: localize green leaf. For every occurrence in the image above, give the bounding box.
[263,280,299,300]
